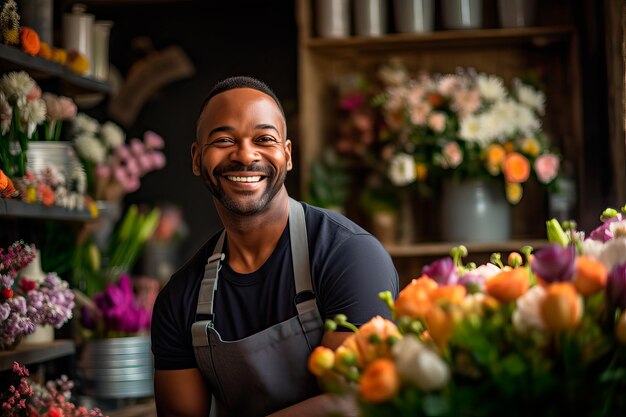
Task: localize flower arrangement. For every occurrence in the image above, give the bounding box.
[73,204,161,339]
[70,113,166,201]
[41,93,77,141]
[309,205,626,416]
[0,241,75,349]
[339,59,563,206]
[0,71,46,177]
[1,362,106,417]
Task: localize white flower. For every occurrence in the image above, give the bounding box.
[392,334,450,392]
[378,58,409,87]
[473,263,502,280]
[0,92,12,135]
[459,115,492,145]
[19,99,46,138]
[477,74,506,102]
[72,113,100,135]
[0,71,36,104]
[489,100,520,138]
[513,285,547,334]
[515,81,545,115]
[512,103,541,135]
[388,153,416,186]
[74,133,106,164]
[100,121,125,149]
[583,237,626,271]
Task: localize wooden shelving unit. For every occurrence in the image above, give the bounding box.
[0,199,95,222]
[0,340,75,371]
[0,43,112,95]
[385,239,550,258]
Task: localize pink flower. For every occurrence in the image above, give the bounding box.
[534,153,560,183]
[409,101,430,125]
[428,112,447,133]
[144,130,165,149]
[150,151,166,170]
[137,154,154,174]
[451,88,481,118]
[27,85,41,102]
[124,158,140,177]
[95,164,111,179]
[130,138,145,156]
[115,144,131,160]
[56,96,77,120]
[339,92,365,111]
[442,142,463,169]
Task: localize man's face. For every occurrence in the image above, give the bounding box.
[192,88,292,216]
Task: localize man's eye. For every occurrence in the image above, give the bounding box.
[210,137,234,145]
[257,136,277,143]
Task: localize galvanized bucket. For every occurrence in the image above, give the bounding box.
[26,141,81,177]
[78,336,154,399]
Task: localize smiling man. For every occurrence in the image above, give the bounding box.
[151,76,399,417]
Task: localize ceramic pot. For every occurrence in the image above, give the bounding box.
[498,0,537,28]
[394,0,434,33]
[441,178,510,242]
[355,0,387,37]
[442,0,483,30]
[315,0,351,38]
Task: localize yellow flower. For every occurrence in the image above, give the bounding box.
[521,137,541,157]
[506,182,523,204]
[308,346,335,377]
[24,186,37,203]
[485,144,506,175]
[415,162,428,181]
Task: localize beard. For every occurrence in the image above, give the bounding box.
[200,160,286,216]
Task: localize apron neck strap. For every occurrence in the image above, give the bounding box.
[195,198,316,321]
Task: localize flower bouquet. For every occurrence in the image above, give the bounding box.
[371,59,562,204]
[0,241,75,350]
[1,362,106,417]
[309,206,626,416]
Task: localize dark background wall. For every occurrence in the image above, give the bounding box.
[73,0,300,262]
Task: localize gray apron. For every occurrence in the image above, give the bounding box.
[191,198,324,417]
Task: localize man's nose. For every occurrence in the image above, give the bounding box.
[231,140,260,165]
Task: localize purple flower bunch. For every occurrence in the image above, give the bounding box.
[1,362,107,417]
[83,274,152,337]
[1,241,74,348]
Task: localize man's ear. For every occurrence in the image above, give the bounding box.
[285,139,293,171]
[191,141,201,176]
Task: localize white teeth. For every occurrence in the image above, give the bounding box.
[226,176,262,183]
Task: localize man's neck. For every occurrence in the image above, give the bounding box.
[217,189,290,274]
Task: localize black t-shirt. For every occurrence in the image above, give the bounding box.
[151,201,399,370]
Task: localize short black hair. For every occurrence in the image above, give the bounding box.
[197,75,285,122]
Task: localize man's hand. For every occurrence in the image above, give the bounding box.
[154,368,211,417]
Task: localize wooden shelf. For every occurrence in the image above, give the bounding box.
[385,239,551,258]
[0,199,95,222]
[0,339,75,371]
[0,43,112,95]
[305,26,574,53]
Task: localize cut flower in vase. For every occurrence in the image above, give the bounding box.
[309,205,626,416]
[367,59,563,204]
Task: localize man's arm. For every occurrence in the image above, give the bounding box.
[154,368,211,417]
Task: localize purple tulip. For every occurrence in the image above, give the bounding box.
[422,257,458,286]
[589,213,623,242]
[607,261,626,310]
[92,274,152,333]
[530,244,576,283]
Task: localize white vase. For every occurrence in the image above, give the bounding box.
[23,325,54,344]
[394,0,434,33]
[442,0,483,30]
[441,178,510,242]
[19,249,46,284]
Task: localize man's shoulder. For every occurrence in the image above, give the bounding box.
[169,230,222,285]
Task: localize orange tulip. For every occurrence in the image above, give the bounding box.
[573,256,608,296]
[354,316,401,364]
[395,276,438,319]
[308,346,335,377]
[359,359,400,404]
[485,143,506,174]
[20,27,40,56]
[431,285,466,305]
[425,305,455,348]
[541,282,583,331]
[485,267,530,303]
[616,310,626,345]
[503,152,530,183]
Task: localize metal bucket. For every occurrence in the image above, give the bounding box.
[78,336,154,399]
